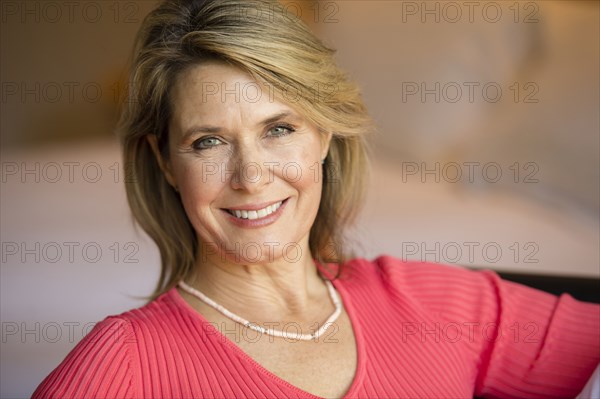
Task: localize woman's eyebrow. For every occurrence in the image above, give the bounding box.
[258,111,295,126]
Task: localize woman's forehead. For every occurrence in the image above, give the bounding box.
[171,63,302,135]
[170,62,303,129]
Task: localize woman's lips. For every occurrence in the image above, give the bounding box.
[224,200,283,220]
[221,198,289,227]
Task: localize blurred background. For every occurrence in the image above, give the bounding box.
[1,1,599,397]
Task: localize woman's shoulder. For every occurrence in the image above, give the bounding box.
[338,254,497,288]
[333,255,512,319]
[31,288,188,399]
[31,313,142,398]
[102,286,193,336]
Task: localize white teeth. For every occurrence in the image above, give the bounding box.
[228,201,283,220]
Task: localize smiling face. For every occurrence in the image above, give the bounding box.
[156,62,332,265]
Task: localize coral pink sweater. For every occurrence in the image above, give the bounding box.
[33,256,599,398]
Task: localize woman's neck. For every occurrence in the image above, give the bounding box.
[185,250,329,323]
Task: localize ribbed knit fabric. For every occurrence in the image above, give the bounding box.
[33,256,600,398]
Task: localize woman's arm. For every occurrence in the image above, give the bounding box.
[378,256,600,398]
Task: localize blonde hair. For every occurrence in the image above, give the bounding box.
[118,0,373,299]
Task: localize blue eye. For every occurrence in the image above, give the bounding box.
[193,137,223,150]
[268,124,295,137]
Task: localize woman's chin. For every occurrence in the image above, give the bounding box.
[198,237,305,265]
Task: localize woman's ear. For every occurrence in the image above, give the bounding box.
[146,135,178,190]
[320,131,333,161]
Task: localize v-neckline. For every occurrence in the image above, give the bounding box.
[169,275,366,398]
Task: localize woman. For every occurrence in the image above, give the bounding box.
[33,0,599,398]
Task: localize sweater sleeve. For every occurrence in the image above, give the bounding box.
[377,256,600,398]
[31,316,140,399]
[473,271,600,398]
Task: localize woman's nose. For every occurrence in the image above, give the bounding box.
[228,145,271,192]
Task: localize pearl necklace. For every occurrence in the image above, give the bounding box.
[178,279,342,341]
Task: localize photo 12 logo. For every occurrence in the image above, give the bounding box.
[400,1,540,24]
[401,82,539,104]
[1,2,140,24]
[400,162,540,184]
[196,80,338,105]
[1,241,140,264]
[400,241,540,265]
[1,320,137,344]
[1,162,137,184]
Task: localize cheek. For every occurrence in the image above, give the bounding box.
[286,148,325,205]
[279,133,326,184]
[294,161,323,194]
[173,160,224,214]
